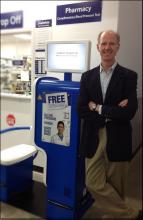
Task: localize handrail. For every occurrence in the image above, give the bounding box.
[0,126,31,134]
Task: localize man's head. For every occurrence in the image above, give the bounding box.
[57,121,65,135]
[97,30,120,64]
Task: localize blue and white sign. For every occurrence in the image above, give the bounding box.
[0,11,23,29]
[36,19,52,28]
[56,1,102,25]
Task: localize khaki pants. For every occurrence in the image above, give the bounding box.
[86,127,138,219]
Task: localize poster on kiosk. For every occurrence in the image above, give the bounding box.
[42,92,70,147]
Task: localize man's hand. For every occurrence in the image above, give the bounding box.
[88,101,97,111]
[88,99,128,113]
[118,99,128,107]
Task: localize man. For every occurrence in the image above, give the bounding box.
[51,121,69,146]
[78,30,140,218]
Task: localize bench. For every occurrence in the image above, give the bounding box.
[0,144,37,202]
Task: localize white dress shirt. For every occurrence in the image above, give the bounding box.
[51,134,69,146]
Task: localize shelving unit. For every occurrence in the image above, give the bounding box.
[1,30,33,138]
[0,30,32,98]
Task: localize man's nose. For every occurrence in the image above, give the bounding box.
[105,43,111,49]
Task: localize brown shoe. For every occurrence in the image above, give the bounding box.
[136,210,143,220]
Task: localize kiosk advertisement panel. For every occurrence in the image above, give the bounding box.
[42,92,71,146]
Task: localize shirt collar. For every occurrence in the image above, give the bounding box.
[100,61,117,73]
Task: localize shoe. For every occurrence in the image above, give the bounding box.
[136,210,142,220]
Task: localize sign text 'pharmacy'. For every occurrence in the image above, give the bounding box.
[56,1,102,25]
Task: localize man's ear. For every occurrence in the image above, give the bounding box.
[96,44,99,51]
[117,43,120,51]
[97,44,99,52]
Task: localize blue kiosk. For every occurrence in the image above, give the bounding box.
[34,74,93,219]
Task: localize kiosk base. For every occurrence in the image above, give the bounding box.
[47,192,94,220]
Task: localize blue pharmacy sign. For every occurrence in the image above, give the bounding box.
[0,11,23,30]
[56,0,102,25]
[35,19,52,28]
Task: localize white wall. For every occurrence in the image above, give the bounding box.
[1,38,31,59]
[1,96,32,149]
[117,1,142,98]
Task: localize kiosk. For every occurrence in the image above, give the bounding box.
[34,75,93,219]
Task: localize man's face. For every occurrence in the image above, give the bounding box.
[57,123,64,135]
[97,32,120,63]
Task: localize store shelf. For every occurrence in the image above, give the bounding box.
[0,92,31,100]
[1,30,32,97]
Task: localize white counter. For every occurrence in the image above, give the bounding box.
[0,92,31,100]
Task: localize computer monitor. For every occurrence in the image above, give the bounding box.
[45,40,90,73]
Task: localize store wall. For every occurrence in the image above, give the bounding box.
[117,0,142,98]
[1,97,32,149]
[117,1,142,153]
[1,38,31,59]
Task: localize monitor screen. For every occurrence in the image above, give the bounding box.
[46,40,90,73]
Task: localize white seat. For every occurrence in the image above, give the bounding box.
[0,144,37,166]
